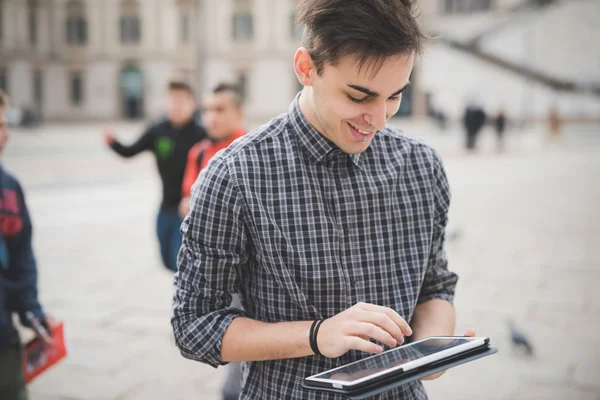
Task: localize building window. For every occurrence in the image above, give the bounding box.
[70,72,83,106]
[233,12,253,42]
[33,70,43,105]
[232,0,253,42]
[120,0,141,44]
[66,0,87,45]
[0,67,7,93]
[28,0,38,47]
[178,0,196,44]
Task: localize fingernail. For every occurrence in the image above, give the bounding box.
[391,339,397,347]
[398,336,405,345]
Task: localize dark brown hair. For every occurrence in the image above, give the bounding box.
[296,0,427,75]
[212,82,243,108]
[0,89,8,108]
[168,79,195,97]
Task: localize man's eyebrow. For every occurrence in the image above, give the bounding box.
[347,82,411,98]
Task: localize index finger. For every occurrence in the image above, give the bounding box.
[358,303,412,336]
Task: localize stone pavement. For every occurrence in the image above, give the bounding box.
[4,119,599,400]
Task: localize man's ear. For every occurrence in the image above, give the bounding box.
[294,47,315,87]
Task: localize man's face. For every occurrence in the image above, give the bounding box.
[300,53,414,154]
[202,91,244,141]
[0,106,9,156]
[166,89,196,126]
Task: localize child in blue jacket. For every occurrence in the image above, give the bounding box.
[0,89,49,400]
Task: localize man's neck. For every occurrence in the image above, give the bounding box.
[298,89,326,137]
[170,118,192,129]
[210,131,237,144]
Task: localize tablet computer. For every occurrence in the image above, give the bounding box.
[304,336,490,391]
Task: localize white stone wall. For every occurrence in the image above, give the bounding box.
[246,59,295,119]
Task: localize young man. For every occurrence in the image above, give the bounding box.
[179,83,245,219]
[172,1,475,399]
[105,80,206,272]
[0,89,50,400]
[179,82,246,400]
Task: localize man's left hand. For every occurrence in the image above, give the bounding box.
[420,328,476,381]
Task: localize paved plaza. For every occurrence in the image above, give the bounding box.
[4,119,599,400]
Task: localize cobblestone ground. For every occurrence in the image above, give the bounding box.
[4,119,599,400]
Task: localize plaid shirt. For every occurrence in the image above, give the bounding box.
[172,98,458,399]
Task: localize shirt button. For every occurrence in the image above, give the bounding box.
[350,278,356,287]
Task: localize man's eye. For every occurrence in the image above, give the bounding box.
[348,95,368,104]
[389,95,401,102]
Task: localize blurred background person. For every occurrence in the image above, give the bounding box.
[179,83,245,219]
[0,89,51,400]
[104,80,206,272]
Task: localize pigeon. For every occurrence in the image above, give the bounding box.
[507,320,534,356]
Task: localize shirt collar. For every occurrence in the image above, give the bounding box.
[288,96,364,169]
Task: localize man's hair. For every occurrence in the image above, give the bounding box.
[0,89,9,108]
[212,82,243,108]
[168,79,195,97]
[296,0,427,76]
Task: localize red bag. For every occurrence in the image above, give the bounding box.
[22,319,68,383]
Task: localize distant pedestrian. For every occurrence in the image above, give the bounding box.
[548,106,562,139]
[495,107,506,152]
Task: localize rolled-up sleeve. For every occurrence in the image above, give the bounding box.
[417,151,458,305]
[171,155,248,368]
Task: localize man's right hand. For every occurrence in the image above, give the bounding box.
[103,129,115,146]
[316,302,412,358]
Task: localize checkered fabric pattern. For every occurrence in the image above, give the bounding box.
[172,98,458,399]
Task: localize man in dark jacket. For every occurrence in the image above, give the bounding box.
[104,80,206,272]
[0,89,50,400]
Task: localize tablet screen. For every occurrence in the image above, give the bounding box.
[311,337,484,384]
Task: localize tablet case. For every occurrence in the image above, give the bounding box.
[303,346,498,399]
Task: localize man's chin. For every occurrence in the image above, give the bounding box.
[341,143,370,155]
